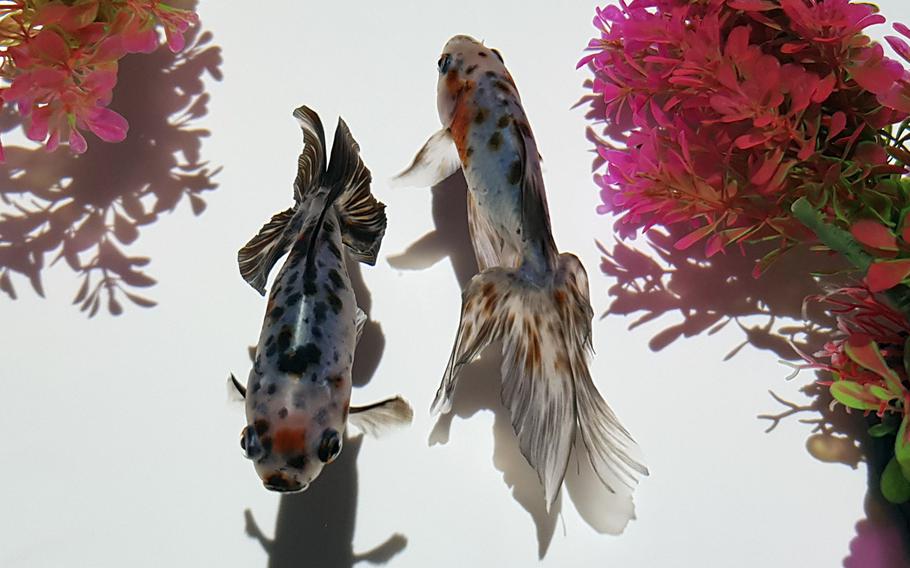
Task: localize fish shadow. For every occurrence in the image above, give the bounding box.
[0,10,222,316]
[243,255,406,567]
[392,171,625,556]
[244,435,407,568]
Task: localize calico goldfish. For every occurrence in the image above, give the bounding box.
[233,105,412,492]
[396,36,648,505]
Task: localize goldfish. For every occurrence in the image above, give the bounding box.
[396,36,648,505]
[233,105,412,493]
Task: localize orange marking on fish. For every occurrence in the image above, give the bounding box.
[447,71,476,164]
[272,427,307,454]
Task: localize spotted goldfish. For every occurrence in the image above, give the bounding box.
[233,105,412,493]
[396,36,648,505]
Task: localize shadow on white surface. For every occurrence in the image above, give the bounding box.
[244,434,407,568]
[0,11,222,316]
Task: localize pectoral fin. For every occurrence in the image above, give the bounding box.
[391,129,460,188]
[349,396,413,437]
[228,373,246,401]
[355,306,367,343]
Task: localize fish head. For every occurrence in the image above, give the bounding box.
[436,34,509,126]
[239,402,347,493]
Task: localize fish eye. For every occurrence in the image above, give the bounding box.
[317,429,342,463]
[491,48,504,63]
[437,54,452,74]
[240,426,263,460]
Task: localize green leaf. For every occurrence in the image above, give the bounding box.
[870,422,898,437]
[896,415,910,481]
[791,197,873,271]
[881,456,910,503]
[830,380,882,410]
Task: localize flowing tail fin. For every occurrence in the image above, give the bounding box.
[238,105,386,294]
[433,253,648,506]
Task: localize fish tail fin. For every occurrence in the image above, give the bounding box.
[434,253,648,506]
[323,116,387,265]
[237,105,327,294]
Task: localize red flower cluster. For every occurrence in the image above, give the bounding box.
[581,0,910,268]
[0,0,198,159]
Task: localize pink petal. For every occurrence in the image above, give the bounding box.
[829,111,847,139]
[32,29,69,63]
[165,27,186,53]
[866,260,910,292]
[85,107,128,142]
[69,129,88,153]
[886,36,910,63]
[851,220,898,251]
[895,22,910,40]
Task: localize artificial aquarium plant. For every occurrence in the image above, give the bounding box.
[0,0,198,158]
[582,0,910,503]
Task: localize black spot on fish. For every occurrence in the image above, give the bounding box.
[314,302,328,324]
[287,271,298,282]
[485,70,497,78]
[327,291,343,314]
[315,408,328,426]
[333,351,339,363]
[254,419,269,436]
[277,327,293,351]
[327,241,342,259]
[278,407,288,419]
[279,343,322,374]
[497,115,511,128]
[478,51,487,57]
[266,334,275,345]
[260,436,273,455]
[465,64,478,74]
[488,131,502,151]
[466,146,474,157]
[252,380,262,393]
[312,326,323,339]
[324,220,335,233]
[508,160,522,185]
[474,108,487,124]
[493,80,511,93]
[286,292,302,307]
[328,269,343,290]
[269,306,285,319]
[304,277,317,296]
[286,454,307,469]
[267,383,276,395]
[265,342,277,358]
[293,391,307,408]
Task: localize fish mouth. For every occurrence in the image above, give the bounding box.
[262,473,306,493]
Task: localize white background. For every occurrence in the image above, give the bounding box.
[4,1,910,566]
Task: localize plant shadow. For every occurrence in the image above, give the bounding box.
[0,14,222,316]
[599,228,910,566]
[390,171,634,557]
[243,256,407,567]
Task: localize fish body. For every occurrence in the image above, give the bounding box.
[235,106,411,493]
[397,36,648,505]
